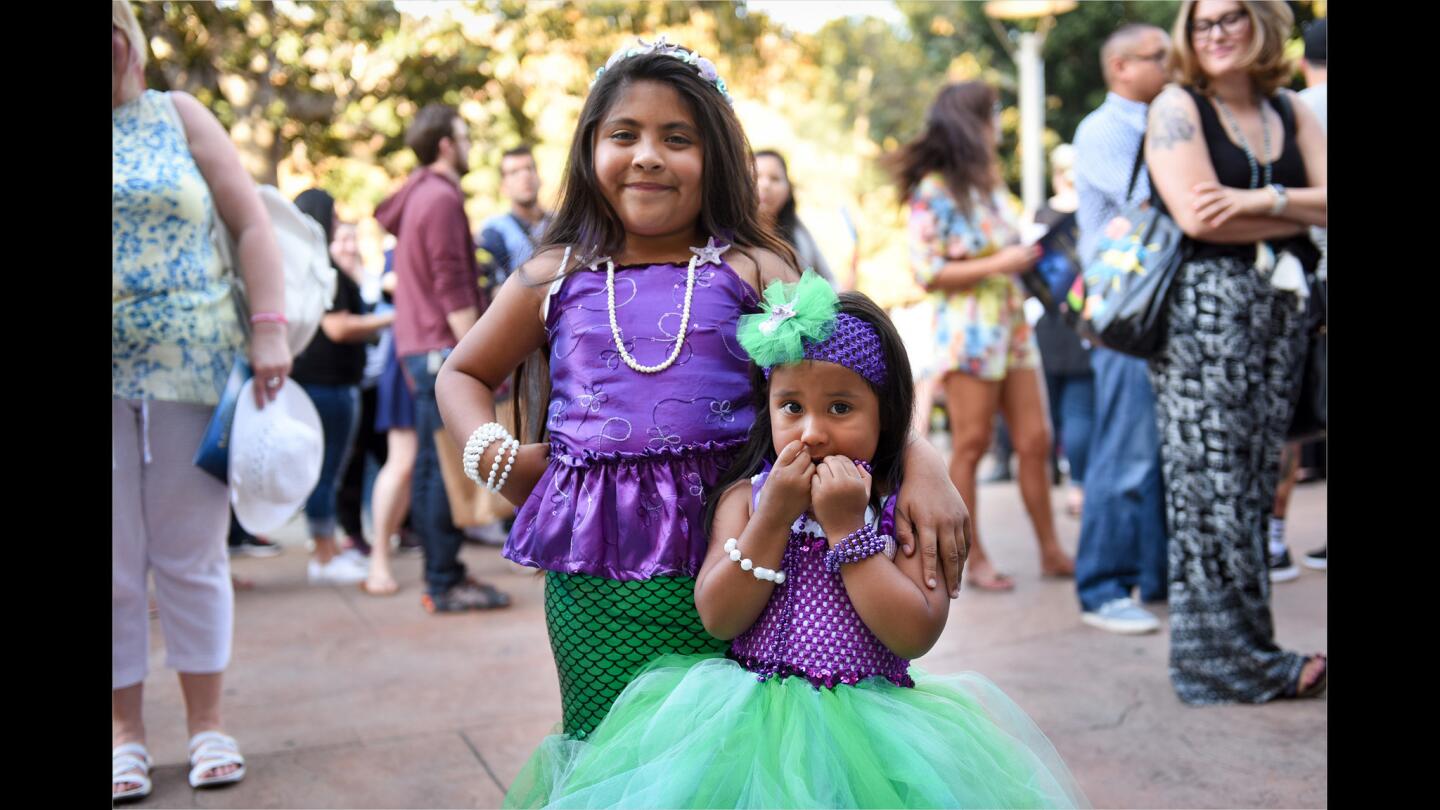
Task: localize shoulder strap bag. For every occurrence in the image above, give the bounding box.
[1067,134,1186,359]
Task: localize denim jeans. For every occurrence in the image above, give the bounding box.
[299,382,361,538]
[1074,348,1169,612]
[337,385,387,541]
[402,352,468,596]
[1045,371,1096,484]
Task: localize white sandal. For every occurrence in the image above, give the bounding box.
[187,731,247,789]
[113,742,153,802]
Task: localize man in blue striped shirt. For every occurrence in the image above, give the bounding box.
[1072,23,1172,635]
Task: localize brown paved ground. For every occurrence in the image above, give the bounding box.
[123,472,1327,809]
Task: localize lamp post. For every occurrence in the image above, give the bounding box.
[983,1,1077,216]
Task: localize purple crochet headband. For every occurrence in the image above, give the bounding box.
[736,272,889,387]
[765,312,888,387]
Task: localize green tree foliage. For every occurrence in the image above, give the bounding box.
[1039,2,1179,141]
[131,0,1321,304]
[138,1,406,185]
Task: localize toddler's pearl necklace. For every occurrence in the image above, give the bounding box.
[605,254,698,374]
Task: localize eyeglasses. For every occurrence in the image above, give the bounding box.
[1128,50,1168,64]
[1190,10,1249,40]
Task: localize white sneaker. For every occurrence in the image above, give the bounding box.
[1082,598,1161,635]
[307,553,370,586]
[339,548,369,565]
[463,521,509,546]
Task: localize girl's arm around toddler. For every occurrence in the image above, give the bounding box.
[436,249,567,506]
[895,437,973,599]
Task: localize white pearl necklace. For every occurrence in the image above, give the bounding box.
[605,254,697,374]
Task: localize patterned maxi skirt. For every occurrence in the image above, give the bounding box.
[1149,254,1308,704]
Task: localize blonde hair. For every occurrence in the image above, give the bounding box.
[1050,143,1076,174]
[112,1,148,70]
[1169,1,1294,95]
[1049,143,1076,192]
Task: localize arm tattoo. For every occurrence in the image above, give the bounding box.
[1149,98,1197,151]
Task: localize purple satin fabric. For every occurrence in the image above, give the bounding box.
[505,260,761,581]
[729,471,913,689]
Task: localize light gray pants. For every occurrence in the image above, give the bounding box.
[113,398,233,690]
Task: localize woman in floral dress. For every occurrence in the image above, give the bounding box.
[888,81,1074,591]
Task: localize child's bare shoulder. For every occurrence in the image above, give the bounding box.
[729,246,800,293]
[516,246,574,288]
[713,476,757,517]
[720,476,756,501]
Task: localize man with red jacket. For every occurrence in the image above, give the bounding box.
[376,104,509,612]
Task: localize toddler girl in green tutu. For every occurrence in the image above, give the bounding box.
[505,272,1089,808]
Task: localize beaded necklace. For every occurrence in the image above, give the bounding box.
[605,255,697,374]
[1212,96,1273,190]
[603,237,729,375]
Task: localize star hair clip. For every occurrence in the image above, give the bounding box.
[688,236,731,268]
[592,34,732,105]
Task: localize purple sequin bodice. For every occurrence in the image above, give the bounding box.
[729,472,914,689]
[505,259,760,581]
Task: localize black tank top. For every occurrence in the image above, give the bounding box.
[1183,86,1317,267]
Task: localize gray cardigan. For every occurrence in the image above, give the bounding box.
[791,220,835,285]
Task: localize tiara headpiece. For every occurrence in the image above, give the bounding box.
[592,35,732,106]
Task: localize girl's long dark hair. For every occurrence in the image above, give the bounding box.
[509,45,799,446]
[702,291,915,532]
[537,48,796,269]
[884,81,999,216]
[294,188,339,271]
[755,149,799,250]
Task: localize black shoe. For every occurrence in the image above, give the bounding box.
[1303,546,1327,570]
[421,578,511,613]
[1268,547,1300,582]
[229,536,283,558]
[396,528,424,557]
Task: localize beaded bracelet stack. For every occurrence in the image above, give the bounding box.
[722,537,786,584]
[463,422,518,493]
[823,524,890,573]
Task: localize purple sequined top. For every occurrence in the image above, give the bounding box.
[729,471,915,689]
[504,259,761,581]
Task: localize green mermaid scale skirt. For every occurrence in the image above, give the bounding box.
[541,571,727,741]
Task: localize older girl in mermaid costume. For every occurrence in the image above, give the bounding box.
[436,36,972,782]
[503,275,1089,808]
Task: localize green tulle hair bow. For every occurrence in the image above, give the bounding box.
[736,269,838,369]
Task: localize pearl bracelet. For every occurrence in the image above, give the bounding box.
[463,423,511,486]
[492,439,521,493]
[486,437,518,491]
[722,537,786,584]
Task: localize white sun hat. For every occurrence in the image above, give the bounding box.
[228,378,324,535]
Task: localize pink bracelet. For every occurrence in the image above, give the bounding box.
[249,312,288,325]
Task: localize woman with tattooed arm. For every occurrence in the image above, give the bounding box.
[1143,0,1326,705]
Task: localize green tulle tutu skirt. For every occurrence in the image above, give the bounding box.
[505,654,1089,809]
